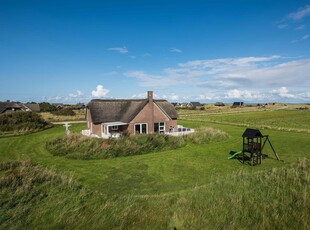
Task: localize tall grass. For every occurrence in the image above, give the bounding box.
[46,128,228,159]
[0,111,51,136]
[1,159,309,229]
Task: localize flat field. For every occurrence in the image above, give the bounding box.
[0,108,309,229]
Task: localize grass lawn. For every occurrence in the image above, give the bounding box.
[1,110,310,229]
[180,109,310,133]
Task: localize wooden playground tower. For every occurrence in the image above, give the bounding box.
[242,128,280,166]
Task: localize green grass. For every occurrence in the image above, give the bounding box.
[0,110,310,228]
[180,109,310,133]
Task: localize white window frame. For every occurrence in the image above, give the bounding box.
[134,123,148,134]
[154,122,165,133]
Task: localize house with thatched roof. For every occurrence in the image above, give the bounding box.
[0,102,23,114]
[85,91,178,138]
[0,101,41,114]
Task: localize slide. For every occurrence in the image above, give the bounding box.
[228,151,242,159]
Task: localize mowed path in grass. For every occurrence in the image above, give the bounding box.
[0,113,309,196]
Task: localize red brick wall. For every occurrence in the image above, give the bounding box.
[130,102,177,134]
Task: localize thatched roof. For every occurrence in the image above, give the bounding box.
[25,103,40,112]
[0,102,22,113]
[87,99,178,124]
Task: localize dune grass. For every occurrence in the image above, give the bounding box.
[1,158,309,229]
[45,127,228,159]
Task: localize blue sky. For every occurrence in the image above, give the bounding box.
[1,0,310,103]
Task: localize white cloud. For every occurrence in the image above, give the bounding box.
[129,55,136,59]
[143,53,151,57]
[124,71,175,87]
[122,56,310,102]
[277,24,289,29]
[288,5,310,20]
[170,48,182,53]
[108,47,128,54]
[91,85,110,98]
[272,87,295,98]
[295,25,305,30]
[292,34,310,43]
[104,71,118,76]
[162,94,180,101]
[225,89,269,100]
[69,90,84,98]
[131,92,159,99]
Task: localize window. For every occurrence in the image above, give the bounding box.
[111,125,118,130]
[154,122,165,133]
[135,123,147,134]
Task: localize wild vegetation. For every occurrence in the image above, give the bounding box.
[46,127,228,159]
[0,111,51,136]
[40,109,85,122]
[0,108,310,229]
[0,159,309,229]
[51,107,76,116]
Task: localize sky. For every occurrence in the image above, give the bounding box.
[1,0,310,103]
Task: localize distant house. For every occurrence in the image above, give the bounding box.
[24,103,40,112]
[52,103,64,109]
[180,103,188,108]
[85,91,178,138]
[0,102,23,114]
[171,102,181,107]
[232,102,244,106]
[0,102,40,114]
[215,102,225,106]
[188,102,203,107]
[74,103,86,110]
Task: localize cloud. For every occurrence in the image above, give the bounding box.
[123,56,310,102]
[292,34,310,43]
[288,5,310,20]
[272,87,295,98]
[108,47,128,54]
[69,90,84,98]
[277,24,289,29]
[143,53,151,57]
[103,71,118,77]
[224,89,269,100]
[170,48,182,53]
[91,85,110,98]
[131,92,159,99]
[295,25,305,30]
[124,71,175,87]
[276,5,310,33]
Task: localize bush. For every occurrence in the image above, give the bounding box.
[0,111,50,135]
[51,108,75,116]
[46,128,228,160]
[39,102,57,112]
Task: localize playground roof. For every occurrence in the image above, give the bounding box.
[242,128,263,138]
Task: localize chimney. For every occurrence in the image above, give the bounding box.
[147,91,153,103]
[147,91,154,133]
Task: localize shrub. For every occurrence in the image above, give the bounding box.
[39,102,57,112]
[46,128,228,160]
[51,108,75,116]
[0,111,50,135]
